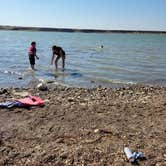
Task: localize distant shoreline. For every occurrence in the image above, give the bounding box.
[0,25,166,34]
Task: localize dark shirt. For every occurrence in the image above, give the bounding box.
[54,47,65,56]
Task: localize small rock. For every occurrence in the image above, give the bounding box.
[98,85,102,89]
[68,98,74,102]
[94,128,113,134]
[0,89,7,95]
[36,83,48,91]
[60,152,68,159]
[120,92,124,95]
[56,138,64,143]
[46,80,54,84]
[0,147,7,152]
[94,129,100,133]
[8,152,20,158]
[43,99,50,103]
[19,152,31,158]
[13,91,29,97]
[128,91,133,94]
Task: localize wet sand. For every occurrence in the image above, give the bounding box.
[0,84,166,165]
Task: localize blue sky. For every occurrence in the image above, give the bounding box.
[0,0,166,30]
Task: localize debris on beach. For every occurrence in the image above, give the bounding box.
[36,83,48,91]
[0,89,7,95]
[124,147,144,164]
[0,85,165,165]
[0,96,44,109]
[18,77,23,80]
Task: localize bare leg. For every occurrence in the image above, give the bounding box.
[31,65,35,70]
[62,55,66,71]
[55,56,60,71]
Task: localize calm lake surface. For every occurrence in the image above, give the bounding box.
[0,30,166,88]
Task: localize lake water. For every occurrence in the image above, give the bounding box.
[0,30,166,88]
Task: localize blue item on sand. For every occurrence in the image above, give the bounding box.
[132,152,143,160]
[0,101,23,108]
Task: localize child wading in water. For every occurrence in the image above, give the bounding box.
[28,42,39,70]
[51,45,66,71]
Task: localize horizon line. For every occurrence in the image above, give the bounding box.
[0,25,166,34]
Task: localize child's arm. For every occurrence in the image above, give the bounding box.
[33,48,39,59]
[51,53,54,65]
[35,55,39,59]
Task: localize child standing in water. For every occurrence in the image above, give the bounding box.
[28,42,39,70]
[51,45,66,71]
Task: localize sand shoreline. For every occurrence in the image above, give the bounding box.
[0,84,166,165]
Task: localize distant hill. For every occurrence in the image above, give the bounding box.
[0,25,166,34]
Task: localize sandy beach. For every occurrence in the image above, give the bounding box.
[0,83,165,166]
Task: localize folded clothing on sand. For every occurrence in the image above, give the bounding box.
[0,96,44,108]
[17,96,44,106]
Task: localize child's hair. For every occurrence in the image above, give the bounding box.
[52,45,57,50]
[31,41,36,45]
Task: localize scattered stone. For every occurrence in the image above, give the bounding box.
[43,99,50,103]
[56,138,64,144]
[60,152,68,159]
[0,85,165,165]
[12,91,29,97]
[27,79,41,88]
[68,98,74,102]
[46,80,54,84]
[84,136,103,144]
[164,154,166,158]
[94,129,100,133]
[19,152,32,158]
[8,151,20,158]
[36,83,48,91]
[94,128,112,134]
[0,89,7,95]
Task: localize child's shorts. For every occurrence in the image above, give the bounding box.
[29,55,35,65]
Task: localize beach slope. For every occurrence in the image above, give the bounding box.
[0,85,166,165]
